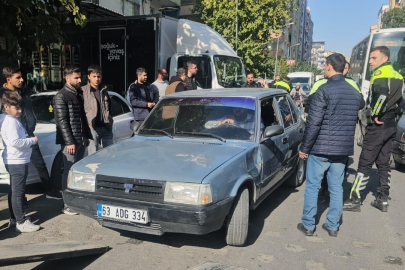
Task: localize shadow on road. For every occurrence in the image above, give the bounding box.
[30,254,104,270]
[0,183,63,241]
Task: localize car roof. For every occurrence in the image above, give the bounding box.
[164,88,287,99]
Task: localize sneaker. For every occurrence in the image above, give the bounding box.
[46,191,63,200]
[322,223,338,237]
[16,219,40,233]
[343,197,361,212]
[8,216,31,228]
[371,199,388,212]
[62,205,78,215]
[297,223,314,236]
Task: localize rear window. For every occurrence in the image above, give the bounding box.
[290,77,309,84]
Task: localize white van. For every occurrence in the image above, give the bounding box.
[287,72,315,94]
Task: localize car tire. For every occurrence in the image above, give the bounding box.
[225,187,249,247]
[50,151,63,191]
[389,155,403,170]
[285,158,306,188]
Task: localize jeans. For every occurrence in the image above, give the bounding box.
[88,127,113,155]
[61,144,86,192]
[6,164,29,223]
[30,141,53,191]
[302,154,348,231]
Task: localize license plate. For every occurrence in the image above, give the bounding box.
[97,204,148,224]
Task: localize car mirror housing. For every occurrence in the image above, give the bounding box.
[263,125,284,138]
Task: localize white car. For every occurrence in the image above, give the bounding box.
[0,91,135,187]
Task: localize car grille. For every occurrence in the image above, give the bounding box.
[95,175,165,203]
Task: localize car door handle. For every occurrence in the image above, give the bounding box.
[283,137,288,144]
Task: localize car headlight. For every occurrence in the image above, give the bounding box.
[67,170,96,192]
[164,183,212,205]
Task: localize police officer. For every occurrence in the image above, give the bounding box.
[305,61,360,114]
[274,77,291,91]
[343,46,403,212]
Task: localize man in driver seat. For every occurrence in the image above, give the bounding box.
[205,107,256,135]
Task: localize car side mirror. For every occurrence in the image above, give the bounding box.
[263,125,284,138]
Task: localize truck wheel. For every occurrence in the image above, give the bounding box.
[285,158,306,188]
[50,151,63,191]
[225,187,249,247]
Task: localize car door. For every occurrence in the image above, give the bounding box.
[274,95,296,175]
[258,96,289,197]
[109,92,134,142]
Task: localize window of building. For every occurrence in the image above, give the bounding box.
[122,0,140,16]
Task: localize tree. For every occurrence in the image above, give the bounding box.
[193,0,292,77]
[0,0,86,62]
[382,7,405,29]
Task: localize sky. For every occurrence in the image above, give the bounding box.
[309,0,388,58]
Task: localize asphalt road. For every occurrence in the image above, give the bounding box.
[0,142,404,270]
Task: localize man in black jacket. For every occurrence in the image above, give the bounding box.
[1,66,61,201]
[128,67,158,124]
[54,66,91,215]
[297,53,363,237]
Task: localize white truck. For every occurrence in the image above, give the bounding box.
[287,72,315,93]
[64,15,246,95]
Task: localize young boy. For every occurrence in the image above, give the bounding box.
[1,90,40,232]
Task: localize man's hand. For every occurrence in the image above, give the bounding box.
[285,114,292,122]
[147,102,156,108]
[299,151,308,160]
[66,144,76,155]
[33,136,38,144]
[374,116,384,125]
[219,119,235,125]
[89,125,93,129]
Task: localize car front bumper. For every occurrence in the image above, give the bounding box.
[63,189,234,236]
[392,140,405,165]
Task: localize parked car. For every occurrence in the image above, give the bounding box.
[64,88,306,246]
[0,91,134,187]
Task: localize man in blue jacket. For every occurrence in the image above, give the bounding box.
[297,53,364,237]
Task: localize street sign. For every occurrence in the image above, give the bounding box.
[287,59,296,65]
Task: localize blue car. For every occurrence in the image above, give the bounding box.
[64,89,306,246]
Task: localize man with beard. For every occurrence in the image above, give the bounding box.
[0,66,62,201]
[54,66,91,215]
[151,68,169,99]
[242,73,262,88]
[185,61,198,91]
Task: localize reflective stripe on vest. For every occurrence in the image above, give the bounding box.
[274,81,291,91]
[309,78,360,95]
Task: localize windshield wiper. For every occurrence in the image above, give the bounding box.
[176,132,226,143]
[142,129,173,139]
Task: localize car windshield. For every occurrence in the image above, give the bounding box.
[31,95,55,124]
[214,56,246,88]
[290,77,309,84]
[138,97,256,141]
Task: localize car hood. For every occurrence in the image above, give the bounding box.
[73,137,247,183]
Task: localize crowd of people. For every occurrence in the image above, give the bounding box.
[0,45,402,238]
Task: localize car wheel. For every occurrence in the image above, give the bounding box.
[225,187,249,247]
[389,155,403,170]
[285,158,306,188]
[51,151,63,191]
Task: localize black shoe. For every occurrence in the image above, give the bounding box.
[370,199,388,212]
[322,223,338,237]
[343,198,361,212]
[46,191,63,200]
[297,223,314,236]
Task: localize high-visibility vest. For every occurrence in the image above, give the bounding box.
[274,81,291,91]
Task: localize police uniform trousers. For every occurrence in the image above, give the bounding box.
[357,119,397,198]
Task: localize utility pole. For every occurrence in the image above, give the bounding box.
[235,0,238,55]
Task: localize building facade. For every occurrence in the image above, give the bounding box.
[311,40,325,71]
[302,7,313,65]
[378,5,390,28]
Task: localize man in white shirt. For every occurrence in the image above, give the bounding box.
[151,68,169,100]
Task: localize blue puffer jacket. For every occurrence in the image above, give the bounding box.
[300,74,364,156]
